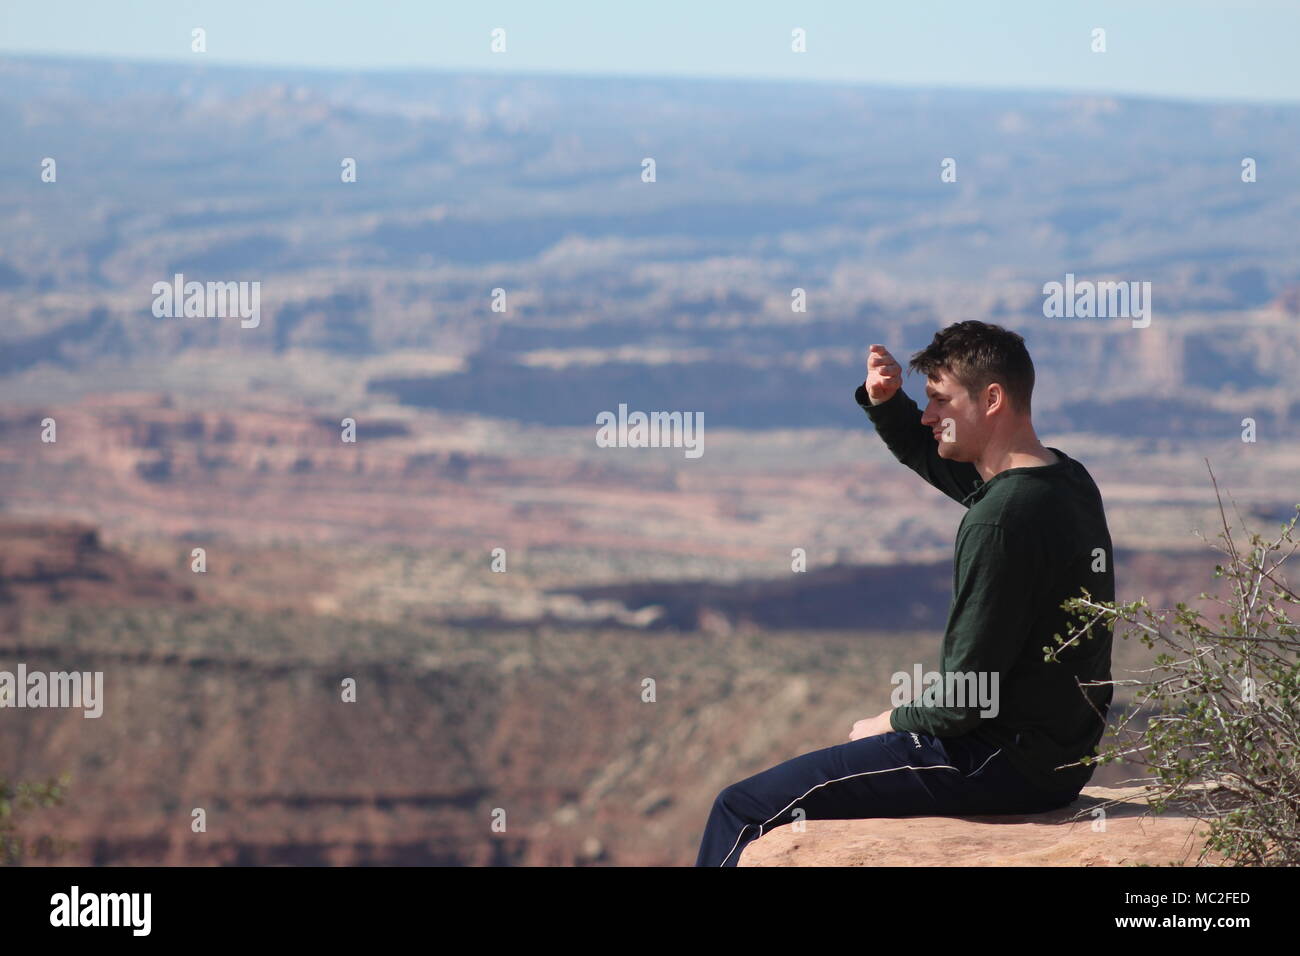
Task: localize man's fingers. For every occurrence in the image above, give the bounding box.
[866,345,903,402]
[867,346,899,370]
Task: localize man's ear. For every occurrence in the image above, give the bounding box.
[985,382,1005,415]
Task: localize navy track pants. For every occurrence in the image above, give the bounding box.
[695,729,1081,867]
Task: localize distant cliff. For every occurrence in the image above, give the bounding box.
[0,518,195,611]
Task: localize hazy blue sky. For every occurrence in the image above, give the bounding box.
[2,0,1297,103]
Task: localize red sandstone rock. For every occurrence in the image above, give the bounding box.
[738,785,1227,866]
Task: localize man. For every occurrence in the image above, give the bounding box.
[694,320,1114,867]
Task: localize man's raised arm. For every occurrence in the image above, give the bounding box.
[854,343,981,505]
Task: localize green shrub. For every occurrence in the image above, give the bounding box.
[1052,467,1299,866]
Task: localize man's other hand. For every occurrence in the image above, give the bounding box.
[848,708,895,741]
[864,344,903,405]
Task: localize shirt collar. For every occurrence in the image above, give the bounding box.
[963,447,1068,506]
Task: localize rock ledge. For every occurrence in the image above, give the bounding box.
[738,785,1225,866]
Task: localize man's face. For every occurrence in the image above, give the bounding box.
[919,369,986,461]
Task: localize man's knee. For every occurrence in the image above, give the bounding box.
[712,778,776,830]
[712,780,744,812]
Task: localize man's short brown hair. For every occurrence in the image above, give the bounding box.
[908,321,1035,414]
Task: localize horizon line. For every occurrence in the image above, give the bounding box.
[5,48,1300,110]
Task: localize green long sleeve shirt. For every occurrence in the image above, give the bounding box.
[855,382,1115,794]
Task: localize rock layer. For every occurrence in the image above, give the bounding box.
[739,785,1227,866]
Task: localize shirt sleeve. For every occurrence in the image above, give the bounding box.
[889,521,1036,737]
[854,383,982,506]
